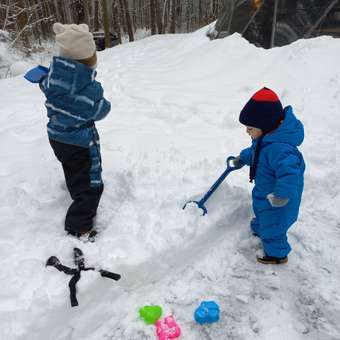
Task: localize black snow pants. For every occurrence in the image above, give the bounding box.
[49,138,103,234]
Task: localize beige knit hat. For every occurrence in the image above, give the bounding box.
[53,23,96,60]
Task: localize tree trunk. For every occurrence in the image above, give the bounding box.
[30,0,41,43]
[161,0,168,33]
[94,0,100,31]
[83,0,91,26]
[186,0,191,32]
[42,0,53,38]
[169,0,175,33]
[88,0,94,30]
[53,0,62,23]
[120,0,134,41]
[155,0,163,34]
[102,0,112,48]
[150,0,157,35]
[112,0,122,43]
[175,0,181,31]
[56,0,66,23]
[63,0,73,24]
[198,0,202,26]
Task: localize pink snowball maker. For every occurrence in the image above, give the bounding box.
[155,316,181,340]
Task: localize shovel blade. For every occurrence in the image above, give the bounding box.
[182,200,208,216]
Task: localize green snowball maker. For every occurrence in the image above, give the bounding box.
[139,305,163,324]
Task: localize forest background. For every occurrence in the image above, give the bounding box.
[0,0,226,53]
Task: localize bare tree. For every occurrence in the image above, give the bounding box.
[93,0,100,31]
[120,0,134,41]
[155,0,162,34]
[169,0,175,33]
[83,0,90,26]
[63,0,73,23]
[102,0,111,47]
[112,0,122,43]
[161,0,168,33]
[150,0,156,35]
[52,0,62,23]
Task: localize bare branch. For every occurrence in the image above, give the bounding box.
[2,0,11,30]
[10,12,33,46]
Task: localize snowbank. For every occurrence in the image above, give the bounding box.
[0,30,339,339]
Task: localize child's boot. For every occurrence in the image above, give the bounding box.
[256,252,288,264]
[67,229,97,242]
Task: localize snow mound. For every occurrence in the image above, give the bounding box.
[0,30,340,339]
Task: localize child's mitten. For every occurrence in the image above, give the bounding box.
[232,155,244,168]
[24,65,49,83]
[267,193,289,207]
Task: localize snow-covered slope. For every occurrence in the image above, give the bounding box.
[0,29,339,340]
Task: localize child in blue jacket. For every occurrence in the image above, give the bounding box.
[234,87,305,264]
[40,23,111,239]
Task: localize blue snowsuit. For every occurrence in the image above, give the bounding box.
[239,106,305,257]
[40,56,111,187]
[40,56,111,234]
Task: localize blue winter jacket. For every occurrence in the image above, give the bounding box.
[239,106,305,231]
[40,56,111,147]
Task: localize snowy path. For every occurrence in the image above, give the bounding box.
[1,30,340,339]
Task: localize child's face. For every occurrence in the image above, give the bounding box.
[246,126,263,139]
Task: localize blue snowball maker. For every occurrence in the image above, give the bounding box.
[24,65,49,83]
[194,301,220,325]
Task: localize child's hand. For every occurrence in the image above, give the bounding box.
[267,193,289,207]
[232,156,244,168]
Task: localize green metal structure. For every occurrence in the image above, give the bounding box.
[208,0,340,48]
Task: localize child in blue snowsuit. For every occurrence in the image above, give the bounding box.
[40,23,111,238]
[235,87,305,264]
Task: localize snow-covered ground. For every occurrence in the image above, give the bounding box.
[0,28,340,340]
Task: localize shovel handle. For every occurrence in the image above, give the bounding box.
[183,156,242,216]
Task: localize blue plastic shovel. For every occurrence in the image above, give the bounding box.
[182,156,242,216]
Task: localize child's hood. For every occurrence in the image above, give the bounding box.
[263,106,304,147]
[44,56,96,95]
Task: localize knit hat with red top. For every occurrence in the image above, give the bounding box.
[239,87,284,134]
